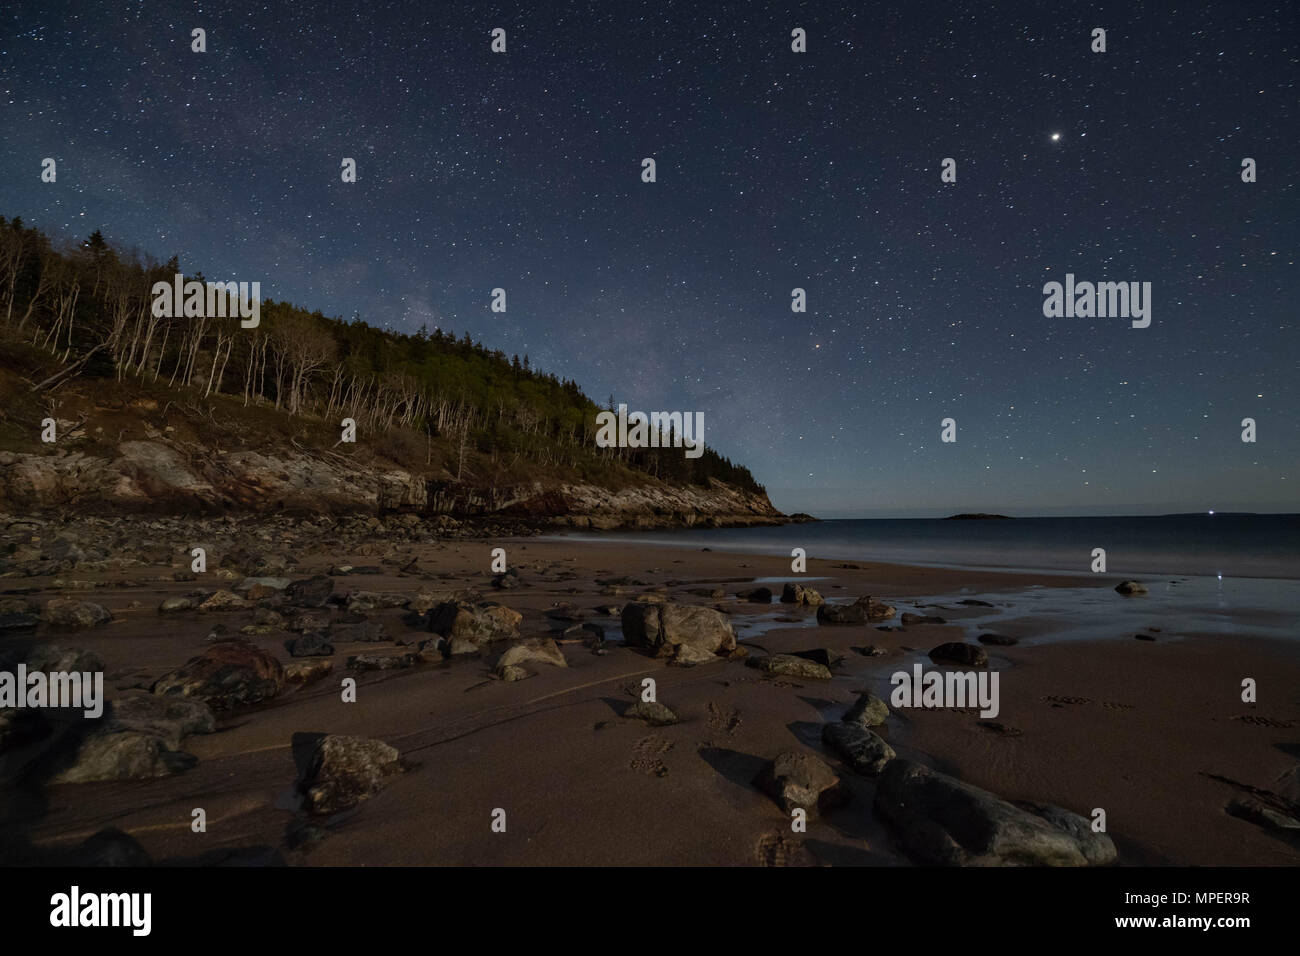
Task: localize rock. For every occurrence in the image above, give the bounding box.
[816,603,866,625]
[670,643,719,667]
[843,692,890,728]
[331,620,388,643]
[0,612,40,632]
[822,722,895,776]
[928,642,989,667]
[17,644,105,674]
[854,596,897,621]
[108,691,216,749]
[1275,765,1300,806]
[346,590,407,611]
[685,587,725,599]
[491,569,521,589]
[755,654,832,680]
[286,632,334,657]
[781,583,825,605]
[1115,580,1148,595]
[427,601,522,646]
[198,589,250,612]
[1226,798,1300,831]
[957,599,994,607]
[496,638,567,670]
[736,587,773,603]
[498,664,531,682]
[1134,633,1156,642]
[874,760,1117,866]
[42,599,112,629]
[51,730,198,784]
[152,640,285,711]
[790,647,844,669]
[977,633,1018,646]
[236,576,291,592]
[622,701,678,725]
[286,575,335,608]
[158,595,196,614]
[901,612,946,625]
[300,734,404,814]
[346,653,417,671]
[621,601,736,657]
[284,659,333,684]
[756,751,847,817]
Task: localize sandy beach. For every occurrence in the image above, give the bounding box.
[3,532,1298,867]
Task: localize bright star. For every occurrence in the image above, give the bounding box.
[1050,132,1061,141]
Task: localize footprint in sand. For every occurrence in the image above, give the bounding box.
[1042,694,1092,707]
[755,831,817,866]
[629,734,674,776]
[706,701,742,736]
[1100,701,1135,711]
[977,720,1023,737]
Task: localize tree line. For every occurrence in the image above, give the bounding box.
[0,215,765,494]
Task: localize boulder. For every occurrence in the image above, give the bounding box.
[843,692,890,728]
[42,599,112,629]
[736,587,773,603]
[286,632,334,657]
[152,640,285,711]
[50,730,197,784]
[620,601,736,657]
[284,659,333,684]
[928,642,989,667]
[198,589,250,612]
[346,653,417,671]
[427,601,522,645]
[286,575,335,608]
[300,734,404,814]
[107,691,216,749]
[874,760,1117,866]
[781,583,825,605]
[756,751,848,817]
[496,638,567,670]
[158,596,196,614]
[1115,581,1148,596]
[822,721,895,776]
[756,654,832,680]
[977,633,1018,646]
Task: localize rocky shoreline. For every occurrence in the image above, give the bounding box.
[2,522,1297,867]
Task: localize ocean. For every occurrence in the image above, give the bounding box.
[558,514,1300,580]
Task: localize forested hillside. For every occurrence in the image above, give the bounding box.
[0,216,764,497]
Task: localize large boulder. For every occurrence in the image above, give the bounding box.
[152,640,285,711]
[427,601,522,645]
[874,760,1117,866]
[50,730,197,784]
[816,597,896,625]
[300,734,404,814]
[620,602,736,657]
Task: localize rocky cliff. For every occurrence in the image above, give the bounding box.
[0,440,784,528]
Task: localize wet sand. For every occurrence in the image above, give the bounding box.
[3,536,1298,866]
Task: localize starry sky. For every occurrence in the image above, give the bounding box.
[3,0,1297,517]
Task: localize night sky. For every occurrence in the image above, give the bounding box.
[4,1,1296,517]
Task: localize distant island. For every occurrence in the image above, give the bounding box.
[945,513,1013,520]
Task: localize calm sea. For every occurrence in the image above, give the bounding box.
[557,514,1300,580]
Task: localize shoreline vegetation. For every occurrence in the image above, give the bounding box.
[0,215,779,529]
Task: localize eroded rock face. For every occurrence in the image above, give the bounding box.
[152,640,285,711]
[874,760,1117,866]
[621,602,736,657]
[300,734,404,814]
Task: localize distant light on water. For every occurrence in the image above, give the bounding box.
[1208,510,1215,515]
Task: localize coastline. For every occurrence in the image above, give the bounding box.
[2,528,1298,866]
